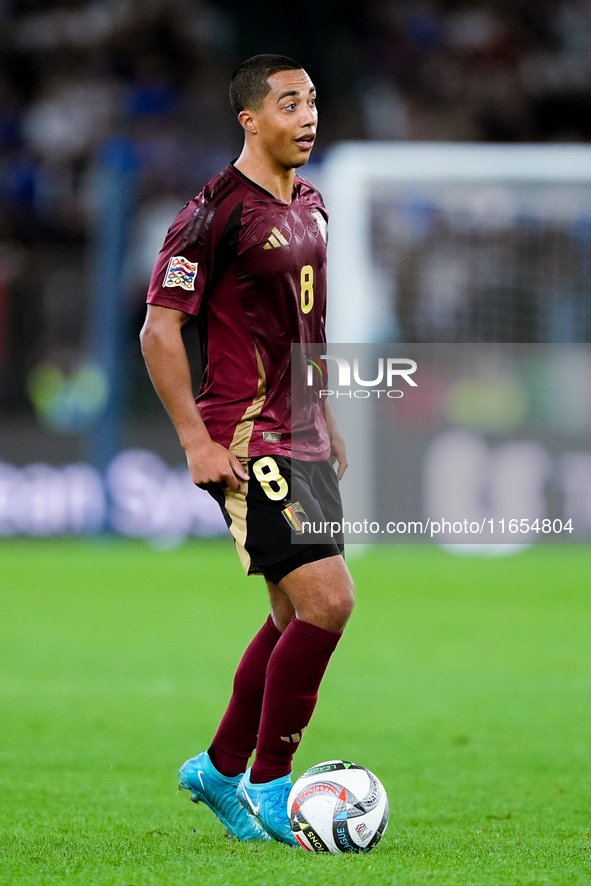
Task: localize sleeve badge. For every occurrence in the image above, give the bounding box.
[163,255,198,291]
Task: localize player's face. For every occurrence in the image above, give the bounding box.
[253,69,318,170]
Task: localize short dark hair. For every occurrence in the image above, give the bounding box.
[229,54,303,115]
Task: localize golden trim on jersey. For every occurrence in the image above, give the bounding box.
[263,226,290,249]
[312,211,327,243]
[229,344,267,457]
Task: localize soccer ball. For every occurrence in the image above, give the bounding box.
[288,760,389,853]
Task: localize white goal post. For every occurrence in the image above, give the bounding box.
[314,143,591,546]
[321,142,591,343]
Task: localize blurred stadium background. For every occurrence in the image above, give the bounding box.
[1,0,591,541]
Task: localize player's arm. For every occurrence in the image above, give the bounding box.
[140,304,249,490]
[325,401,347,480]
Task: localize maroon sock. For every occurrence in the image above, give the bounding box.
[208,614,281,777]
[250,616,342,784]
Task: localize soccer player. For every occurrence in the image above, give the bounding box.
[140,54,354,845]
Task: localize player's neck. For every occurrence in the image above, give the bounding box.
[234,149,296,204]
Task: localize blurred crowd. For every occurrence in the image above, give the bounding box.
[1,0,591,417]
[356,0,591,142]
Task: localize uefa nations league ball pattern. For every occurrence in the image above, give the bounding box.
[287,760,389,853]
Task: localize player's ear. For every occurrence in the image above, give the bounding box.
[238,109,257,135]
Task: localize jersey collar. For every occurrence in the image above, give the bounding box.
[229,162,298,203]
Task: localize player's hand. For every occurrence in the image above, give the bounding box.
[185,440,249,491]
[329,429,348,480]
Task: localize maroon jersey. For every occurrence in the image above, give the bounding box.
[147,163,330,461]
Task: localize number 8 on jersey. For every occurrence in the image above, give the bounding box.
[300,265,314,314]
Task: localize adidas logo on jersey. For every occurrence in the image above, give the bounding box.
[263,227,289,249]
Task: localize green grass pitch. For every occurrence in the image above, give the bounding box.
[1,539,591,885]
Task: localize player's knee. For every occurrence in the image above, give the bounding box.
[325,581,355,628]
[336,567,355,616]
[341,585,356,622]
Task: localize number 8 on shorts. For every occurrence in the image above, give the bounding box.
[252,456,289,501]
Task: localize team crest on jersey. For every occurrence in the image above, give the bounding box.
[163,255,198,290]
[312,211,327,243]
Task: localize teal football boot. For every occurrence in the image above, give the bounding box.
[236,768,297,846]
[179,752,270,842]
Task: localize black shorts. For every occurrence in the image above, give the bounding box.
[208,455,344,586]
